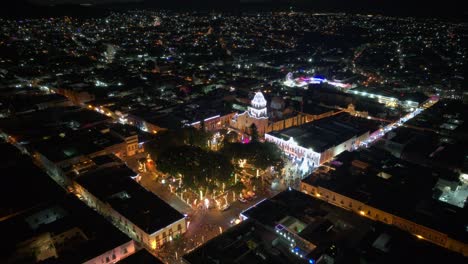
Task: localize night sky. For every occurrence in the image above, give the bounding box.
[1,0,466,20]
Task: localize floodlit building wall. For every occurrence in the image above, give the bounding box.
[300,182,468,256]
[82,240,136,264]
[191,113,236,131]
[264,134,321,167]
[230,111,269,135]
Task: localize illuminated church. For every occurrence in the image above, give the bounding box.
[230,92,269,136]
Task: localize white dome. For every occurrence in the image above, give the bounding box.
[251,92,267,109]
[248,92,268,118]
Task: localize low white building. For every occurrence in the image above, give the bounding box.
[265,113,381,169]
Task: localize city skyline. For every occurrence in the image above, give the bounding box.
[1,0,467,19]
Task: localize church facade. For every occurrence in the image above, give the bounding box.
[230,92,270,136]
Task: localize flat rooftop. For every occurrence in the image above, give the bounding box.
[184,220,305,264]
[76,165,184,235]
[108,123,139,138]
[130,97,232,130]
[240,190,466,263]
[302,103,336,116]
[0,93,68,113]
[350,87,428,104]
[302,147,467,243]
[268,113,381,152]
[0,195,130,264]
[0,143,64,220]
[33,128,124,163]
[0,106,110,143]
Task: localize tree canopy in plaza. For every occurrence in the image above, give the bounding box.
[156,145,233,190]
[221,141,284,170]
[145,127,212,159]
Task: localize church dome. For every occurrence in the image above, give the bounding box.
[251,92,267,109]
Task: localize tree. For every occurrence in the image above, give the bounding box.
[156,145,234,191]
[220,142,250,160]
[145,130,184,160]
[250,123,259,142]
[250,141,283,170]
[224,131,238,143]
[220,141,284,171]
[180,127,210,149]
[231,181,245,194]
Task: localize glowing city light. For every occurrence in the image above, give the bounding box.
[284,72,353,89]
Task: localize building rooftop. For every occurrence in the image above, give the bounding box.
[302,147,467,243]
[268,113,381,152]
[33,128,124,163]
[350,87,428,104]
[0,93,69,114]
[0,142,64,220]
[184,219,307,264]
[239,190,466,264]
[0,106,110,139]
[142,98,232,130]
[301,103,336,116]
[76,165,184,235]
[0,195,131,264]
[108,123,139,138]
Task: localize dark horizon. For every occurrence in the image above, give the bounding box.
[1,0,466,21]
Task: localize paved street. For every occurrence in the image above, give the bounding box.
[139,170,192,214]
[123,151,279,263]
